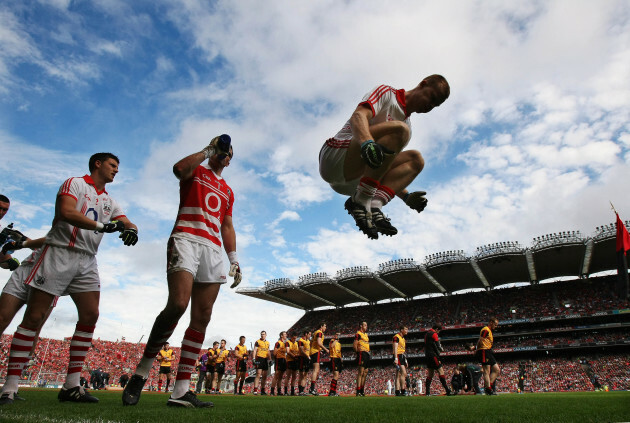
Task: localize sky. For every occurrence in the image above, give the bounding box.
[1,0,629,350]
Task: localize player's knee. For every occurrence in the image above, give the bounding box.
[78,309,99,326]
[407,150,425,174]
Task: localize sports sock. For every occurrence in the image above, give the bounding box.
[136,314,177,378]
[353,177,379,211]
[291,386,295,395]
[172,327,204,399]
[371,184,395,209]
[2,325,37,394]
[64,323,95,389]
[239,380,244,393]
[299,385,304,393]
[426,377,432,394]
[158,380,162,391]
[330,379,337,393]
[310,381,315,391]
[439,375,449,392]
[271,387,275,395]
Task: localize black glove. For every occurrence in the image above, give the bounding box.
[2,239,24,255]
[2,257,20,271]
[119,228,138,246]
[99,221,125,233]
[360,140,394,169]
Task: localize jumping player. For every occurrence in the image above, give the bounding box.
[319,75,450,239]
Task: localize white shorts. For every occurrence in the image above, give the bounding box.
[167,237,227,284]
[24,245,100,296]
[319,139,360,196]
[2,261,34,302]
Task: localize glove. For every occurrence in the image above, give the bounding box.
[99,221,125,233]
[119,228,138,246]
[203,134,231,159]
[229,262,242,288]
[404,191,428,213]
[2,257,20,271]
[360,140,394,169]
[2,239,24,255]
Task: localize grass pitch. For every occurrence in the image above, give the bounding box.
[0,389,628,423]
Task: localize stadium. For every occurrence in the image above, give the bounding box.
[1,221,629,422]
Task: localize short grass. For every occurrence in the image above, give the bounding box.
[0,389,628,423]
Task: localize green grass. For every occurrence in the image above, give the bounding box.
[0,389,629,423]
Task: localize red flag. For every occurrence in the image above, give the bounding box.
[616,213,630,254]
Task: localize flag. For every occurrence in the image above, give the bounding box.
[615,213,630,299]
[616,213,630,254]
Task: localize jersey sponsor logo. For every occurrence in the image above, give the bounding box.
[205,192,222,213]
[35,275,46,286]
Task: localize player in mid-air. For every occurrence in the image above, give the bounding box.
[122,135,242,408]
[0,153,138,405]
[319,75,450,239]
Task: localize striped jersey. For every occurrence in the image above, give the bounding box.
[330,85,411,148]
[45,175,125,255]
[171,164,234,251]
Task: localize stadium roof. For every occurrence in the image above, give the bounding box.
[237,221,630,310]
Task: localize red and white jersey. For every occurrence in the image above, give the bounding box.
[45,175,125,255]
[170,164,234,251]
[331,85,412,147]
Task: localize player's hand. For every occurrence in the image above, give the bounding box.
[229,262,242,288]
[360,140,394,169]
[2,257,20,271]
[99,221,125,233]
[119,228,139,246]
[1,240,24,255]
[203,134,231,158]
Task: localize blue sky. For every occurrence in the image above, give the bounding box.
[1,0,629,348]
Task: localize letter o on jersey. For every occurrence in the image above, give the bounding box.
[205,192,221,213]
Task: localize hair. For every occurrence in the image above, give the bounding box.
[399,325,408,331]
[239,335,246,341]
[221,339,226,343]
[432,323,443,331]
[279,331,287,338]
[89,152,119,172]
[422,74,450,100]
[260,330,266,335]
[490,317,499,324]
[302,329,310,336]
[0,195,9,203]
[319,322,326,328]
[213,341,219,346]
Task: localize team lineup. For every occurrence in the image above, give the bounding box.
[0,75,457,407]
[146,319,499,398]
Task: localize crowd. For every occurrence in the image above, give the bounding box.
[289,276,629,336]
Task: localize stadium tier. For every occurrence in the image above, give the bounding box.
[237,221,630,309]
